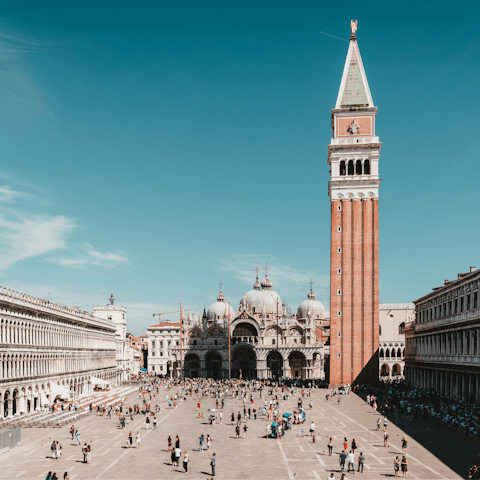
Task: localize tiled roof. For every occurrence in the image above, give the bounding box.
[149,322,181,328]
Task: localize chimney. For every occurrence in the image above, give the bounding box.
[444,280,449,285]
[470,266,476,273]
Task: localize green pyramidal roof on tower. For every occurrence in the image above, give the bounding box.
[335,35,374,109]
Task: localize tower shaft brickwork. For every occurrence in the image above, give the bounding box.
[328,29,381,385]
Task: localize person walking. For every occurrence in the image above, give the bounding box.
[384,430,389,447]
[206,434,212,450]
[235,424,240,439]
[199,434,205,451]
[394,456,400,477]
[339,450,347,471]
[70,426,75,441]
[310,422,315,437]
[63,472,70,480]
[174,446,181,466]
[351,438,357,454]
[347,450,355,474]
[175,435,181,449]
[243,423,248,439]
[219,411,222,424]
[210,452,216,476]
[383,416,388,432]
[401,456,408,478]
[82,444,88,463]
[328,438,334,456]
[136,432,141,449]
[128,431,133,448]
[376,418,381,431]
[75,430,80,446]
[358,452,364,473]
[183,451,189,472]
[401,436,407,455]
[146,416,150,430]
[343,438,348,451]
[153,416,157,430]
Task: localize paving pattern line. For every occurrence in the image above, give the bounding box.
[277,439,295,480]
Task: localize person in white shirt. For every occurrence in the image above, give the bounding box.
[329,473,335,480]
[347,451,355,473]
[310,422,315,436]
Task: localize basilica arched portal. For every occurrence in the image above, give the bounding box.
[231,346,256,379]
[205,351,222,379]
[267,351,283,378]
[289,351,306,378]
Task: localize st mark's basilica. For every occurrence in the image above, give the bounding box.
[165,268,330,380]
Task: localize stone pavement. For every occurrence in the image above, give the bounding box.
[0,388,463,480]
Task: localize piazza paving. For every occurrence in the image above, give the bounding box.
[0,388,464,480]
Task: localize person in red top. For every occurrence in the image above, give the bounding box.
[197,401,201,411]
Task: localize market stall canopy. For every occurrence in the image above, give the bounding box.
[50,382,71,401]
[40,391,49,406]
[91,376,109,386]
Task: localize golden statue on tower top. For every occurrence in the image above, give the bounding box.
[350,19,358,37]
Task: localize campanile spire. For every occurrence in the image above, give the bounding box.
[328,22,381,386]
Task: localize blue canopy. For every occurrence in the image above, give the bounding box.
[140,368,147,372]
[283,413,291,418]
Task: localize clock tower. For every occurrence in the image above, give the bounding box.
[328,23,381,385]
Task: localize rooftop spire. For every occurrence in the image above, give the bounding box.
[335,21,374,109]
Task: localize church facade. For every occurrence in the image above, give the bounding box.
[167,272,329,380]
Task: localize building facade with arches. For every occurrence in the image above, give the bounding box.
[160,273,328,380]
[405,267,480,403]
[0,286,117,417]
[378,303,414,380]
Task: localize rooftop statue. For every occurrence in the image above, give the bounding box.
[350,19,358,36]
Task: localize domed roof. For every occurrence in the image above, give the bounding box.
[240,273,282,315]
[207,285,235,322]
[297,288,326,320]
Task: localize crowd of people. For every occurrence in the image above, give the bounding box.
[40,373,475,479]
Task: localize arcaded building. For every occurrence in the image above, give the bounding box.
[0,287,117,417]
[379,304,414,380]
[404,267,480,403]
[164,272,328,379]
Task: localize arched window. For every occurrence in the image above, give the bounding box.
[379,325,382,336]
[355,160,362,175]
[398,322,405,334]
[397,348,402,358]
[340,161,346,176]
[379,348,384,358]
[347,160,354,175]
[364,159,370,174]
[391,349,396,358]
[385,349,390,358]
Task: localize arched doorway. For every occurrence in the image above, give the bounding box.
[267,351,283,378]
[380,364,390,377]
[184,353,201,378]
[232,347,256,378]
[12,389,18,416]
[288,351,306,378]
[205,351,222,379]
[3,391,9,417]
[392,363,401,376]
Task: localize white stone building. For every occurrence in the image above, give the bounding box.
[147,322,180,376]
[379,303,414,380]
[0,286,117,417]
[405,266,480,403]
[93,294,129,383]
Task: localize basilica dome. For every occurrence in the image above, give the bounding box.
[297,288,326,320]
[207,289,235,322]
[240,274,282,315]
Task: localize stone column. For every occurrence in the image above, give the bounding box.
[7,398,13,418]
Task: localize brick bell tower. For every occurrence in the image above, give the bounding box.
[328,21,381,386]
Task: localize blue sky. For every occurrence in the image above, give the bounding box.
[0,1,479,335]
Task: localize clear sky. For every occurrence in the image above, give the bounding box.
[0,1,479,335]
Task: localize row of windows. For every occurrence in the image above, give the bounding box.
[418,292,478,323]
[339,159,370,176]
